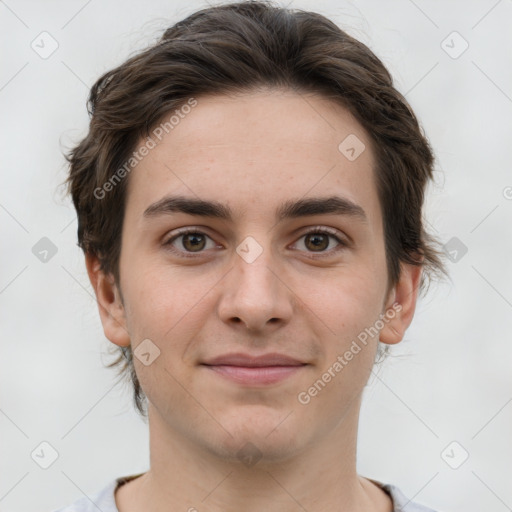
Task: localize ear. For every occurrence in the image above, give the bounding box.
[379,263,423,345]
[85,253,130,348]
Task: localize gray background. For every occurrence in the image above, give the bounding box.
[1,1,511,511]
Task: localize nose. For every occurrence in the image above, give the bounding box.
[216,239,294,333]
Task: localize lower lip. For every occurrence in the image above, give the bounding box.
[203,365,306,385]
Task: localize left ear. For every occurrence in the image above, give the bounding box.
[379,263,423,345]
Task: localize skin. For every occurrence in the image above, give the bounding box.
[86,88,422,512]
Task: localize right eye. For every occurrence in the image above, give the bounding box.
[163,228,219,258]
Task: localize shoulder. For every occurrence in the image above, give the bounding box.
[370,478,441,512]
[54,475,442,512]
[52,479,119,512]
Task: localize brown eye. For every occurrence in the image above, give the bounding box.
[293,227,347,258]
[164,229,217,258]
[304,233,330,252]
[181,233,206,252]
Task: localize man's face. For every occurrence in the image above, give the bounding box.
[111,89,398,461]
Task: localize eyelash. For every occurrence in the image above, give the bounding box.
[162,226,348,259]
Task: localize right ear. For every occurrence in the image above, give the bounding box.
[85,253,130,348]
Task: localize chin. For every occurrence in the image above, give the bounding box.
[202,406,307,464]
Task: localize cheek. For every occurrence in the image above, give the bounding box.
[121,262,174,339]
[123,263,217,353]
[310,269,386,339]
[303,280,383,404]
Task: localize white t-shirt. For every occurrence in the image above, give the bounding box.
[52,474,440,511]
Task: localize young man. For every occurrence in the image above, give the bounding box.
[56,1,446,510]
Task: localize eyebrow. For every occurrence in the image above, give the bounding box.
[143,195,367,223]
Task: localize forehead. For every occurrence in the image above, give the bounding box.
[125,89,381,227]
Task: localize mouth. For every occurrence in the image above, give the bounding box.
[200,352,308,386]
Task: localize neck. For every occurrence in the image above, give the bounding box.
[116,395,392,512]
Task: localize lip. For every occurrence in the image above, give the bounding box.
[201,352,308,386]
[202,352,305,367]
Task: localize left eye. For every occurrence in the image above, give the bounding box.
[292,228,347,257]
[163,228,346,258]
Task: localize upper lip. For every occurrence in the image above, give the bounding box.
[202,353,306,367]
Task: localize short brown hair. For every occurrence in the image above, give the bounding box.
[64,0,446,418]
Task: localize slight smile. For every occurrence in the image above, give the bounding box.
[201,352,309,386]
